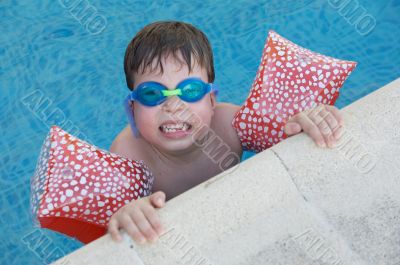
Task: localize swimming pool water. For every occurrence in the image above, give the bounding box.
[1,0,399,263]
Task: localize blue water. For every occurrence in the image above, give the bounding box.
[1,0,399,263]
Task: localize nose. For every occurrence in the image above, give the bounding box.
[161,96,186,115]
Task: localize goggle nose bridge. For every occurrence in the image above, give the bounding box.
[161,88,183,97]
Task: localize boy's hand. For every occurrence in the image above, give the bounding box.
[283,104,344,148]
[108,191,166,244]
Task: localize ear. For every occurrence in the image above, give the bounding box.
[130,100,136,114]
[209,93,216,110]
[128,101,141,138]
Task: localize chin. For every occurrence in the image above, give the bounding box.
[157,136,197,153]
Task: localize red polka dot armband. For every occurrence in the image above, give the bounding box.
[232,30,357,153]
[30,126,154,244]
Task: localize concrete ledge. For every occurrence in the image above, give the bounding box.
[53,78,400,265]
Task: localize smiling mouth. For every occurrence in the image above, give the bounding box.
[158,121,193,133]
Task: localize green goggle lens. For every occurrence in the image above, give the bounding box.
[138,86,164,105]
[180,82,205,102]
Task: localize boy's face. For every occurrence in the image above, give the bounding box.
[132,53,216,155]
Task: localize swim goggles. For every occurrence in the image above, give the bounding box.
[126,77,218,106]
[124,77,218,137]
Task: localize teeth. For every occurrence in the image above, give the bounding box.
[161,123,190,133]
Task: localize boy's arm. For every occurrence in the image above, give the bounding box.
[108,125,166,244]
[218,102,344,150]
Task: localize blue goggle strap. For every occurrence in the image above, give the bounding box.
[124,95,140,138]
[209,83,219,96]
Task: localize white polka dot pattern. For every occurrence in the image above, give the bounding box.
[30,125,154,243]
[232,30,357,152]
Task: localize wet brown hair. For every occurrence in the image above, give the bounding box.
[124,21,215,90]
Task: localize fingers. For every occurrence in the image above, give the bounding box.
[149,191,166,208]
[320,108,344,141]
[284,105,345,148]
[284,122,302,136]
[324,105,345,140]
[325,105,344,126]
[119,214,146,244]
[307,105,345,147]
[296,112,326,147]
[107,196,166,245]
[142,204,165,235]
[108,209,147,244]
[130,207,160,243]
[308,106,334,147]
[108,218,122,242]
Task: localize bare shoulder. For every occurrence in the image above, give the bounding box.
[213,102,241,119]
[211,102,242,154]
[109,125,150,161]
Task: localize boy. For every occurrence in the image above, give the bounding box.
[108,21,344,244]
